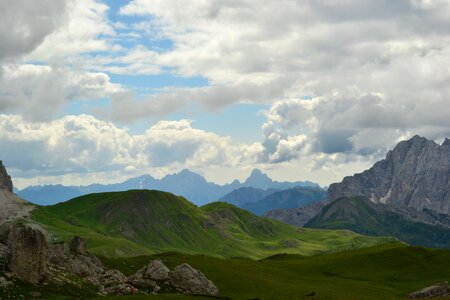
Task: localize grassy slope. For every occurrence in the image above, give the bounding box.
[306,196,450,248]
[99,242,450,300]
[31,190,394,258]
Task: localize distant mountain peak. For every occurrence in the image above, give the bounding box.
[244,169,273,188]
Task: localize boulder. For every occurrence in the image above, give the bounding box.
[145,259,170,281]
[70,236,86,254]
[98,269,127,287]
[408,282,450,298]
[127,259,169,290]
[0,223,46,283]
[168,263,219,295]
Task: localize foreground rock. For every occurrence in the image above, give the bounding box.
[46,237,129,294]
[408,282,450,298]
[0,223,47,283]
[127,259,169,290]
[169,263,219,296]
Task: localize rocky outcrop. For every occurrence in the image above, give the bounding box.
[408,281,450,298]
[0,189,33,225]
[328,136,450,214]
[70,236,86,254]
[0,223,47,284]
[46,240,131,295]
[0,161,13,193]
[169,263,219,296]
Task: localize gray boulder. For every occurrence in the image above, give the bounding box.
[0,223,47,283]
[169,263,219,295]
[127,259,169,290]
[70,236,86,254]
[408,282,450,298]
[145,259,170,281]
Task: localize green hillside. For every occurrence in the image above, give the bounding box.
[100,242,450,299]
[31,190,394,258]
[306,196,450,248]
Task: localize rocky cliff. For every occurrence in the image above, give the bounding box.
[0,161,13,193]
[328,135,450,214]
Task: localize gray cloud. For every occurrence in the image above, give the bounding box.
[0,0,65,62]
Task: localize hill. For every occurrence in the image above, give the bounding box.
[306,196,450,248]
[242,186,326,215]
[31,190,394,258]
[19,168,320,206]
[100,243,450,299]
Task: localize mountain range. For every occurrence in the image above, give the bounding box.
[268,135,450,249]
[220,186,326,215]
[18,168,319,206]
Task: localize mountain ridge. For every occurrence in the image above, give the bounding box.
[328,135,450,214]
[18,168,320,206]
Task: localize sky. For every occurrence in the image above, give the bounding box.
[1,0,450,189]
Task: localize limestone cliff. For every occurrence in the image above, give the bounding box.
[328,136,450,214]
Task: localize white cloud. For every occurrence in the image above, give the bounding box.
[0,114,249,186]
[27,0,117,62]
[0,64,123,121]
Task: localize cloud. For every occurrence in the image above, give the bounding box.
[0,114,247,182]
[27,0,117,61]
[113,0,450,126]
[0,64,123,121]
[0,0,65,62]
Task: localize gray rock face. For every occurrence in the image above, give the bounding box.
[0,223,47,283]
[266,200,328,227]
[0,161,13,193]
[70,236,86,254]
[408,281,450,298]
[328,136,450,214]
[169,263,219,296]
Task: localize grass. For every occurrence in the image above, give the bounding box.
[306,196,450,248]
[31,190,395,259]
[98,242,450,300]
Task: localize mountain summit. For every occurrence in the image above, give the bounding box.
[328,135,450,214]
[243,169,273,188]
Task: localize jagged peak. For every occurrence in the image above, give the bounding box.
[442,138,450,147]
